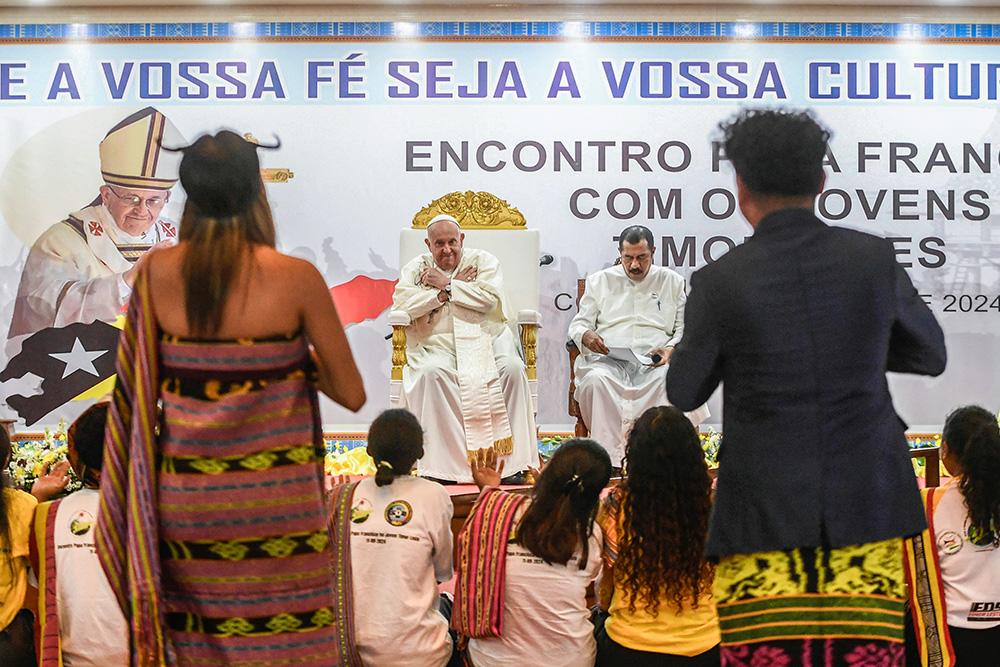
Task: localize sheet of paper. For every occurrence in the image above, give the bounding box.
[606,346,654,366]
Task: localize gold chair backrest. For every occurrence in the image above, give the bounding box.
[412,190,526,229]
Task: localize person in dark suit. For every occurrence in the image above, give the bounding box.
[666,109,946,667]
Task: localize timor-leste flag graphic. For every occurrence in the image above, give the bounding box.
[329,275,398,326]
[1,320,122,425]
[1,275,398,425]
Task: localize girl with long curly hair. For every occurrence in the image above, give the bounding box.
[594,406,719,666]
[906,405,1000,666]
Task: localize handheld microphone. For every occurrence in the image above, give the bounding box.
[650,353,662,365]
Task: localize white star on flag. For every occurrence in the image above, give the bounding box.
[50,338,109,379]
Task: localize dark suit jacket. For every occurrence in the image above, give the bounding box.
[666,207,946,557]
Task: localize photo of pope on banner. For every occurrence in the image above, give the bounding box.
[7,107,184,343]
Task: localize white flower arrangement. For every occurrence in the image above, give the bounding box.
[325,441,376,477]
[6,418,82,495]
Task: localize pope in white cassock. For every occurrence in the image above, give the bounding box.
[7,107,185,342]
[392,214,538,482]
[569,225,709,466]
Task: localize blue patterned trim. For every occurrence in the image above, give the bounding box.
[0,22,996,40]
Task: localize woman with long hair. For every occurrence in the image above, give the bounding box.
[458,439,612,667]
[332,409,455,666]
[595,406,720,666]
[94,131,365,667]
[906,405,1000,666]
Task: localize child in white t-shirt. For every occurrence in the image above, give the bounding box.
[347,409,455,667]
[464,439,612,667]
[31,402,128,667]
[932,405,1000,664]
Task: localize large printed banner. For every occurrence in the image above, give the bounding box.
[1,21,998,430]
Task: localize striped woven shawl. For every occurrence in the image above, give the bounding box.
[452,487,527,639]
[94,267,173,666]
[329,481,364,667]
[33,498,64,667]
[903,486,957,667]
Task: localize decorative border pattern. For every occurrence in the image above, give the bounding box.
[0,22,998,41]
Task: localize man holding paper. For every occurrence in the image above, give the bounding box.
[569,225,708,465]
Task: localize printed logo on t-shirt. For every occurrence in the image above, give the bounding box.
[385,500,412,527]
[938,531,963,555]
[351,499,373,524]
[968,601,1000,622]
[964,518,998,550]
[69,510,95,536]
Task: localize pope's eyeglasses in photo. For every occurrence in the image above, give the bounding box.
[107,186,169,209]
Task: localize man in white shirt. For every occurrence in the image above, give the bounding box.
[8,107,184,342]
[392,214,539,482]
[568,225,708,465]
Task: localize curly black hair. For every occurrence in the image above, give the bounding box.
[518,438,612,569]
[616,406,714,615]
[719,108,830,197]
[943,405,1000,547]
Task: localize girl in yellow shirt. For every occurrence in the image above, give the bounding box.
[595,406,720,666]
[0,425,69,666]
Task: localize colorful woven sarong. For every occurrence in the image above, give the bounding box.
[96,267,343,666]
[714,538,906,666]
[452,487,527,639]
[156,333,340,666]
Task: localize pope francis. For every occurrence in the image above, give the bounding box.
[392,214,538,483]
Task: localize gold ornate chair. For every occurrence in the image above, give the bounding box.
[389,191,540,414]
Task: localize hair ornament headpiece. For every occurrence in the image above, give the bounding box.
[158,133,281,154]
[563,472,584,492]
[162,130,281,218]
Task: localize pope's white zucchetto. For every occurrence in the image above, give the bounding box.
[426,213,461,231]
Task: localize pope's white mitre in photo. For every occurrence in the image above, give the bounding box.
[99,107,184,192]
